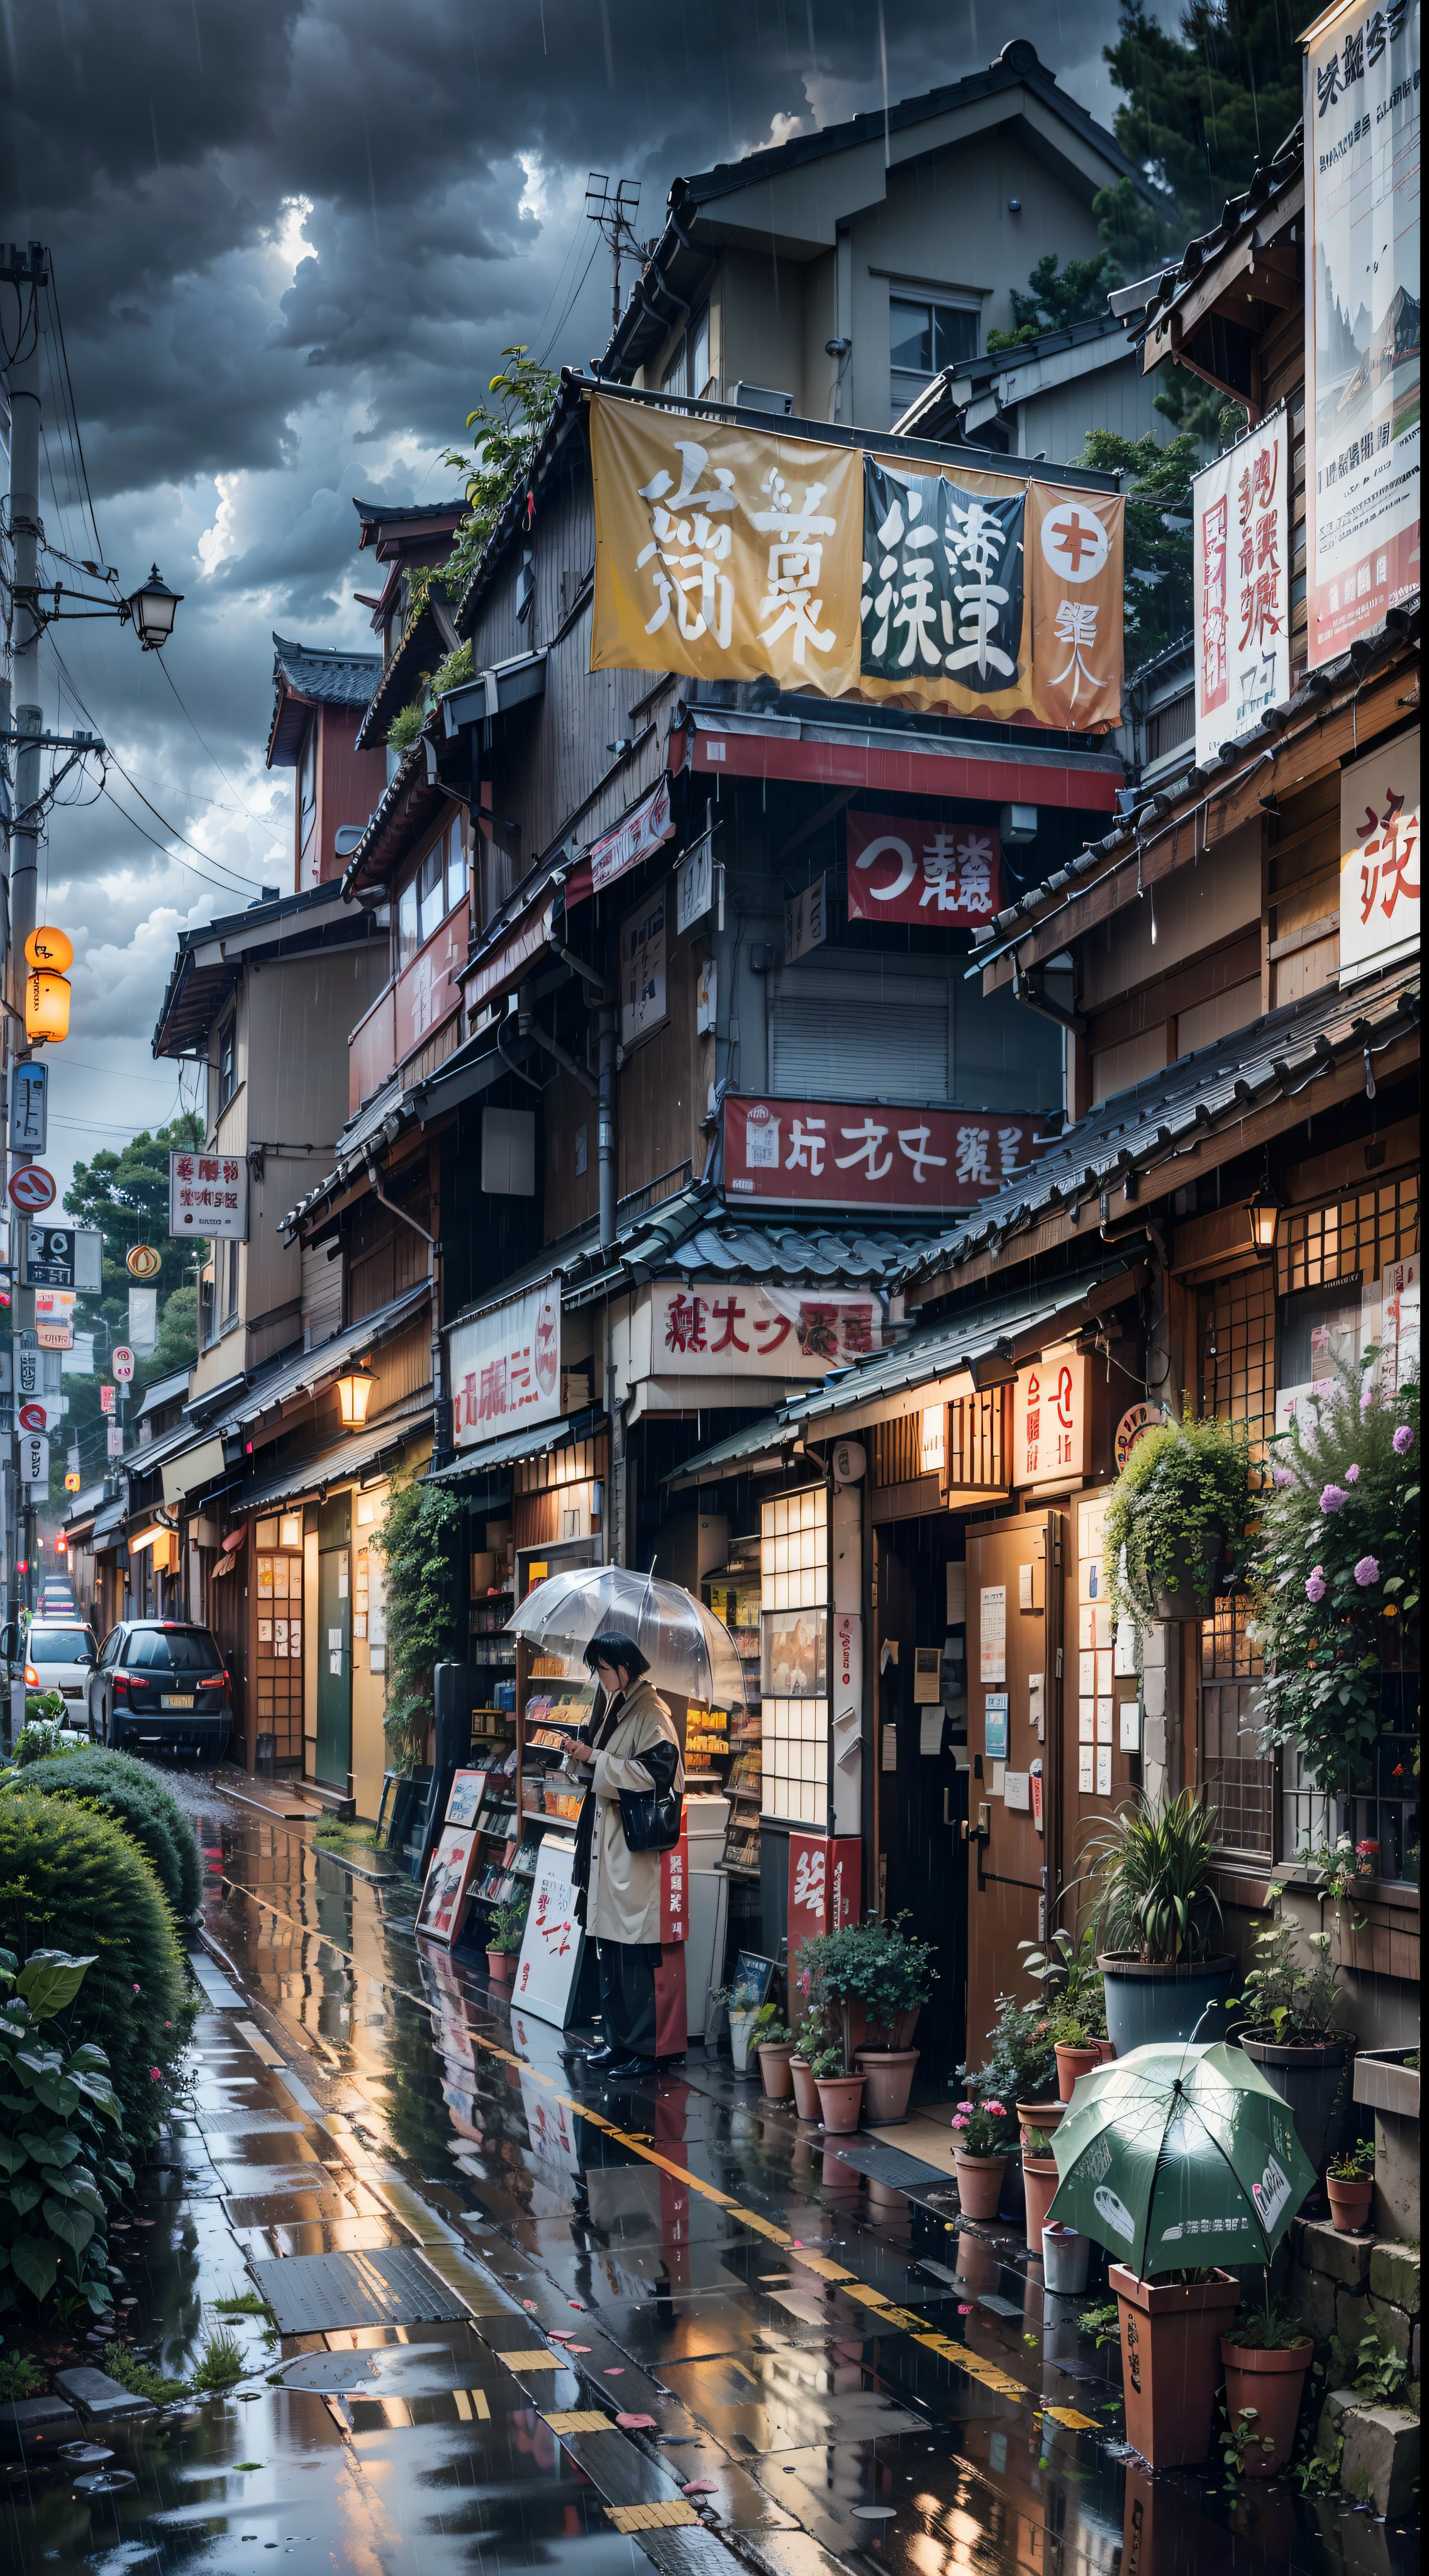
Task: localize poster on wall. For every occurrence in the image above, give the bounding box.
[650,1279,882,1378]
[620,888,667,1046]
[1338,734,1420,982]
[1303,0,1421,668]
[449,1279,562,1449]
[1193,413,1290,763]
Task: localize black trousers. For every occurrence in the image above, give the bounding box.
[597,1938,661,2060]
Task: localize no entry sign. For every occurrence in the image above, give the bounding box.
[8,1164,55,1214]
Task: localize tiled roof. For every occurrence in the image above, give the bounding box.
[268,633,382,768]
[236,1395,433,1511]
[895,963,1421,1293]
[1112,124,1303,343]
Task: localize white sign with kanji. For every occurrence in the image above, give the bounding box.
[647,1282,884,1379]
[511,1835,584,2029]
[169,1148,248,1239]
[1014,1353,1089,1489]
[1339,735,1420,984]
[1193,414,1289,767]
[449,1280,562,1450]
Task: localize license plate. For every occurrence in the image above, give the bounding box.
[161,1694,194,1709]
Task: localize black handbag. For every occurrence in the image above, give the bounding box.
[617,1736,683,1853]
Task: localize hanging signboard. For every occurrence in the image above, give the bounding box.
[723,1092,1040,1214]
[169,1150,248,1240]
[588,394,1124,727]
[1303,0,1421,668]
[1193,412,1291,764]
[1014,1353,1090,1488]
[587,775,674,895]
[620,886,667,1046]
[21,1431,50,1489]
[784,872,827,961]
[846,811,1001,926]
[649,1279,882,1377]
[449,1279,561,1450]
[676,831,713,934]
[20,1224,102,1291]
[1338,734,1420,984]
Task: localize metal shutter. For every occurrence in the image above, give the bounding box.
[768,962,951,1102]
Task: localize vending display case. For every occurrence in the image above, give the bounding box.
[703,1543,762,1880]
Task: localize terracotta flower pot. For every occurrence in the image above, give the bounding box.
[1022,2153,1060,2250]
[815,2073,865,2135]
[1055,2041,1101,2101]
[892,2006,921,2051]
[1325,2172,1374,2233]
[1091,2038,1116,2063]
[789,2055,821,2122]
[953,2151,1008,2221]
[757,2041,796,2100]
[854,2047,920,2123]
[1017,2097,1066,2153]
[487,1948,515,1980]
[1109,2264,1241,2469]
[1220,2336,1315,2477]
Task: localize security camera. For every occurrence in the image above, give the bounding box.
[825,336,852,357]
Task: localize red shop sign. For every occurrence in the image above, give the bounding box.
[724,1092,1042,1214]
[788,1834,862,1957]
[846,809,1002,928]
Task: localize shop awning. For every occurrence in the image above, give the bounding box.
[670,704,1124,812]
[425,1409,607,1485]
[668,1257,1145,1485]
[236,1398,434,1514]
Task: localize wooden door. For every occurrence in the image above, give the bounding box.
[965,1513,1063,2072]
[316,1496,352,1787]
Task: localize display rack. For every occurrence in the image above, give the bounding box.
[703,1543,762,1880]
[460,1575,518,1929]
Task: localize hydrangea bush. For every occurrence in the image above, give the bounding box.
[1250,1355,1420,1782]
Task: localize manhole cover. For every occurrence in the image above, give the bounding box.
[852,2506,896,2520]
[250,2248,469,2336]
[280,2351,378,2392]
[74,2471,138,2496]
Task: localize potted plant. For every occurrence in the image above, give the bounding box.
[1111,2263,1243,2467]
[949,2088,1017,2219]
[1020,1925,1109,2099]
[1235,1863,1358,2172]
[1324,2138,1374,2232]
[808,2038,865,2135]
[486,1893,527,1981]
[1103,1409,1251,1629]
[1087,1788,1235,2050]
[1218,2302,1315,2478]
[853,1915,938,2122]
[753,2008,796,2099]
[788,2012,824,2122]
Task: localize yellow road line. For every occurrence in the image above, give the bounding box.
[606,2501,701,2531]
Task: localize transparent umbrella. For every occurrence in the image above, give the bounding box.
[506,1565,746,1707]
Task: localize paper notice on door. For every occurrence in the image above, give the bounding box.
[1114,1618,1138,1677]
[1004,1769,1031,1812]
[980,1585,1006,1682]
[1079,1650,1095,1694]
[1078,1746,1094,1792]
[881,1724,898,1772]
[328,1628,343,1652]
[329,1652,342,1677]
[920,1707,946,1755]
[1079,1699,1094,1743]
[1096,1747,1112,1797]
[1096,1648,1113,1693]
[1120,1699,1142,1752]
[1028,1673,1043,1736]
[984,1693,1009,1760]
[1097,1701,1114,1743]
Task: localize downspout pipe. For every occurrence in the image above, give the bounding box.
[598,1007,618,1252]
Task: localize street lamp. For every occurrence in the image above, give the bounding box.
[123,565,183,650]
[335,1362,377,1430]
[1247,1189,1282,1255]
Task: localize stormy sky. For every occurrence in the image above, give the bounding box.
[3,0,1148,1194]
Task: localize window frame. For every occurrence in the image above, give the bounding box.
[217,1017,237,1110]
[398,818,467,974]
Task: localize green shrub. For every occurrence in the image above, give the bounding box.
[192,2326,245,2390]
[0,1794,190,2147]
[0,2351,46,2398]
[14,1709,75,1763]
[18,1750,202,1917]
[0,1947,131,2322]
[101,2339,188,2402]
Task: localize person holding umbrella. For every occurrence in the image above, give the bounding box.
[565,1630,684,2077]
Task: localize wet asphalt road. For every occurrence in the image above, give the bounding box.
[0,1784,1413,2575]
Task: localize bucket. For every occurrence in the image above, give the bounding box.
[1042,2223,1091,2294]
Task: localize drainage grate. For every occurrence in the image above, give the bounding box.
[813,2139,949,2190]
[250,2247,470,2335]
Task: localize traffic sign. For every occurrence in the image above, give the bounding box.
[126,1243,162,1279]
[8,1164,55,1214]
[21,1431,50,1487]
[18,1401,47,1434]
[64,1470,81,1493]
[20,1224,101,1292]
[111,1345,135,1384]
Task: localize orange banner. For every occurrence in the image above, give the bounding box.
[1028,483,1124,730]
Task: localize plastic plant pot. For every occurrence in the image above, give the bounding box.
[1055,2041,1101,2101]
[1325,2172,1374,2232]
[1109,2264,1240,2469]
[789,2055,821,2121]
[952,2152,1007,2221]
[1022,2153,1061,2248]
[1240,2032,1354,2173]
[815,2073,865,2135]
[1219,2336,1315,2476]
[854,2047,920,2123]
[757,2041,796,2101]
[1098,1953,1237,2052]
[1042,2223,1091,2294]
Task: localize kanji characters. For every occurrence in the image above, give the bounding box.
[636,441,738,645]
[751,465,838,666]
[945,495,1018,680]
[896,1124,948,1183]
[785,1116,827,1175]
[835,1116,892,1180]
[664,1294,709,1355]
[1357,789,1419,923]
[955,1125,993,1187]
[709,1297,748,1353]
[1050,599,1106,704]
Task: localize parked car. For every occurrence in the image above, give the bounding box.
[38,1580,78,1617]
[88,1621,234,1762]
[1,1617,98,1719]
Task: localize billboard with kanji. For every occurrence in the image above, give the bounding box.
[169,1149,247,1240]
[450,1279,562,1449]
[723,1093,1043,1214]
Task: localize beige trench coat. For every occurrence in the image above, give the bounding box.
[584,1676,684,1945]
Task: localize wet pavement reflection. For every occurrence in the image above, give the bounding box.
[1,1791,1415,2575]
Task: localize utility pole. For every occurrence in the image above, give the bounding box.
[1,242,47,1738]
[585,175,643,343]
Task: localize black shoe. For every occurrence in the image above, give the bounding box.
[582,2045,620,2068]
[602,2055,655,2079]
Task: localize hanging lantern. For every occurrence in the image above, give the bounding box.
[335,1362,377,1429]
[1246,1189,1282,1255]
[23,927,72,1045]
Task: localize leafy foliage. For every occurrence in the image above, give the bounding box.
[1103,1406,1252,1638]
[440,349,560,598]
[0,2350,46,2397]
[13,1711,77,1765]
[987,252,1126,352]
[61,1111,204,1499]
[1073,426,1203,666]
[1101,1,1319,245]
[1019,1923,1108,2044]
[1087,1787,1223,1964]
[1224,2302,1313,2351]
[370,1471,465,1770]
[486,1892,529,1953]
[191,2326,246,2390]
[101,2339,188,2402]
[1249,1360,1420,1784]
[949,2088,1018,2157]
[0,1946,129,2323]
[1237,1875,1357,2042]
[957,1990,1059,2107]
[18,1750,203,1918]
[0,1792,190,2146]
[794,1917,938,2071]
[1328,2315,1409,2407]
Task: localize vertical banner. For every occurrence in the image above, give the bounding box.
[1338,734,1421,981]
[860,458,1029,709]
[1193,414,1291,763]
[1304,0,1421,667]
[1028,483,1125,728]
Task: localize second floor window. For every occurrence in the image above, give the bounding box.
[661,309,712,402]
[398,818,467,972]
[889,295,978,420]
[218,1018,236,1109]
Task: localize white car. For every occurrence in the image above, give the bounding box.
[2,1618,99,1719]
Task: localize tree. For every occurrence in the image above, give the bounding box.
[1101,1,1318,248]
[1076,426,1204,667]
[60,1114,204,1502]
[987,252,1126,353]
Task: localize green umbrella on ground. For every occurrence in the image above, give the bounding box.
[1047,2041,1317,2279]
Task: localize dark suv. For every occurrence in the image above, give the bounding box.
[88,1622,233,1762]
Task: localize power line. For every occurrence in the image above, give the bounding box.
[44,634,265,896]
[152,653,287,851]
[45,262,104,566]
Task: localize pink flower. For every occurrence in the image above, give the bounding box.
[956,2100,975,2113]
[950,2116,970,2131]
[1394,1426,1414,1454]
[957,2303,974,2315]
[1360,1387,1375,1411]
[1345,1463,1360,1484]
[985,2101,1007,2116]
[150,2067,161,2081]
[1272,1467,1294,1487]
[1320,1484,1348,1513]
[1353,1557,1380,1587]
[133,1983,140,1993]
[1306,1567,1326,1603]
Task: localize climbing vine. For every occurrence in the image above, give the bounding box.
[371,1471,465,1771]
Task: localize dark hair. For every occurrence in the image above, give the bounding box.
[583,1630,649,1682]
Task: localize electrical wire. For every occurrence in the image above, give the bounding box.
[44,633,265,897]
[152,654,288,852]
[537,233,602,369]
[45,263,105,567]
